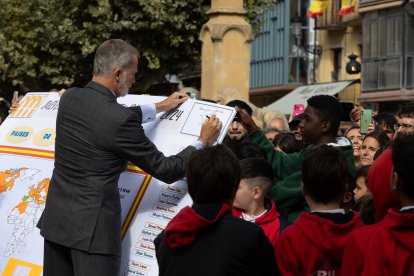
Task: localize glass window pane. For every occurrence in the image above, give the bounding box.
[387,18,395,55]
[407,15,414,56]
[378,19,387,57]
[363,22,370,58]
[371,22,378,58]
[395,16,402,55]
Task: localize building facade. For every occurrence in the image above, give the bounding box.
[358,0,414,112]
[248,0,313,106]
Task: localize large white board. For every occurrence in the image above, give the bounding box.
[0,92,236,276]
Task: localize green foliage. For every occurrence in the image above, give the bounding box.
[0,0,276,94]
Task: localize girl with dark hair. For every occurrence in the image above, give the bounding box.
[360,130,390,166]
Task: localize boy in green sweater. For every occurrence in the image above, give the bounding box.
[236,95,355,222]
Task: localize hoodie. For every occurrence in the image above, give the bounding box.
[232,198,281,249]
[163,203,229,249]
[362,209,414,275]
[276,211,361,276]
[250,129,356,223]
[341,222,383,275]
[367,147,400,221]
[154,203,279,276]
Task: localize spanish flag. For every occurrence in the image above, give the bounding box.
[339,0,356,15]
[307,0,328,18]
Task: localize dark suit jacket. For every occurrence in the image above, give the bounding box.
[37,81,195,255]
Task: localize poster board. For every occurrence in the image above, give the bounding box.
[0,93,236,276]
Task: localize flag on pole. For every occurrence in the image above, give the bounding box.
[307,0,328,18]
[339,0,356,15]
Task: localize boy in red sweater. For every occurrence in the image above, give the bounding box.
[232,158,286,249]
[276,145,361,276]
[362,133,414,275]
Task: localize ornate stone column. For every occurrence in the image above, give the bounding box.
[199,0,253,102]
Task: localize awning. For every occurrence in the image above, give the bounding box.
[265,80,355,114]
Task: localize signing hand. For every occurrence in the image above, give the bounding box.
[235,106,258,133]
[155,92,189,113]
[198,114,222,146]
[8,97,20,115]
[58,89,66,97]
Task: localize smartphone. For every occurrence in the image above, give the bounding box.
[360,109,373,134]
[292,104,305,117]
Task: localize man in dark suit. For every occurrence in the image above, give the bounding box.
[37,39,222,276]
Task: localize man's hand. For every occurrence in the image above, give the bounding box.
[8,97,19,115]
[350,106,364,122]
[235,106,258,133]
[58,89,66,97]
[155,92,189,113]
[198,114,222,146]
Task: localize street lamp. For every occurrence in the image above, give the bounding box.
[291,13,302,42]
[291,13,303,83]
[346,53,361,74]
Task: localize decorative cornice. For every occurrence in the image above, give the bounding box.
[207,8,246,15]
[199,23,254,42]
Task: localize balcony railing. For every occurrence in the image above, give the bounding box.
[362,57,402,91]
[317,0,343,29]
[317,0,361,29]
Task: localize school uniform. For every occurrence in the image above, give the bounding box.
[276,211,361,276]
[154,203,278,276]
[341,222,382,275]
[362,208,414,276]
[367,147,400,220]
[249,130,356,223]
[232,198,281,249]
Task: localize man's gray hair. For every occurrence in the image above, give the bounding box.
[93,39,138,76]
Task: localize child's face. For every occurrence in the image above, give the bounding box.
[353,176,370,201]
[233,179,255,210]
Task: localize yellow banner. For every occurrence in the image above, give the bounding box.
[339,0,356,15]
[307,0,328,18]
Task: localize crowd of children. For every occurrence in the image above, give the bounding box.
[155,94,414,275]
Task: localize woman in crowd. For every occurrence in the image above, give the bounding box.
[345,126,364,168]
[360,130,390,166]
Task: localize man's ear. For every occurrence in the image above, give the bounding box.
[114,68,121,82]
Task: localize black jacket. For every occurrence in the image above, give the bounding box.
[155,205,278,276]
[37,81,195,255]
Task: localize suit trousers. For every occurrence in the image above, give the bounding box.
[43,239,120,276]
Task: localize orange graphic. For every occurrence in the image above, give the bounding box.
[11,178,50,214]
[0,168,28,193]
[14,201,29,214]
[2,258,43,276]
[9,95,47,118]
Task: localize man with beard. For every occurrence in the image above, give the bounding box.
[37,39,222,276]
[237,95,355,223]
[222,100,253,146]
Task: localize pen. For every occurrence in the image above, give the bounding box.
[206,115,210,119]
